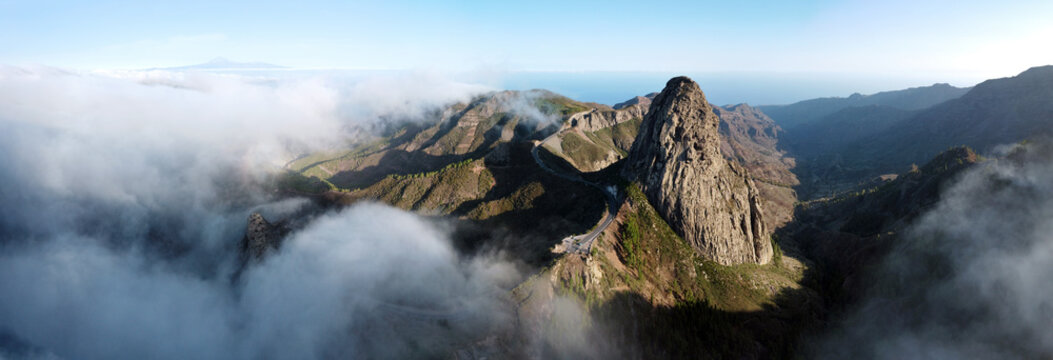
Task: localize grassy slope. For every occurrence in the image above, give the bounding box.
[273,170,332,194]
[559,132,611,169]
[514,183,821,358]
[271,91,610,268]
[555,117,642,173]
[345,158,495,213]
[535,94,591,117]
[281,91,592,194]
[324,142,606,265]
[566,184,805,309]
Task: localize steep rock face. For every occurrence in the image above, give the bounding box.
[243,213,281,261]
[623,77,773,265]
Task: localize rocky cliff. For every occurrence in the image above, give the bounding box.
[568,104,646,133]
[622,77,773,265]
[243,213,282,261]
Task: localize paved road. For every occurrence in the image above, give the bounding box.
[531,111,620,254]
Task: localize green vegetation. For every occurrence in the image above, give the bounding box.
[534,96,590,118]
[620,217,642,268]
[751,176,797,189]
[552,117,642,172]
[351,158,494,213]
[467,181,544,220]
[273,170,331,194]
[558,132,610,168]
[287,136,393,173]
[797,146,983,239]
[577,184,803,310]
[390,158,475,180]
[606,117,642,151]
[535,182,818,358]
[544,184,817,358]
[771,235,783,267]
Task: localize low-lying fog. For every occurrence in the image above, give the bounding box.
[815,141,1053,359]
[0,66,532,359]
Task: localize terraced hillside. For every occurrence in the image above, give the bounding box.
[280,90,608,265]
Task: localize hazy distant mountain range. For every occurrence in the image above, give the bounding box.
[778,65,1053,197]
[154,57,288,71]
[757,82,971,129]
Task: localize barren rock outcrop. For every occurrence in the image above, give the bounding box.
[622,77,773,265]
[243,213,281,261]
[569,103,646,132]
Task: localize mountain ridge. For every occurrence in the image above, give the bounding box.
[798,65,1053,197]
[758,82,970,129]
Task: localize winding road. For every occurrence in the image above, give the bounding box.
[531,110,621,254]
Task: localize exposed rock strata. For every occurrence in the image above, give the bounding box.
[569,103,646,132]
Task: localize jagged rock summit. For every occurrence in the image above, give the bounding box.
[622,76,773,265]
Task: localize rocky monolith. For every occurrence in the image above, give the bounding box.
[622,77,773,265]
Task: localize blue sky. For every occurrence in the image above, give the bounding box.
[2,0,1052,103]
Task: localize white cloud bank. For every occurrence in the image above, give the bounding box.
[0,204,517,359]
[0,66,519,359]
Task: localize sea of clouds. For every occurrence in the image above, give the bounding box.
[0,66,565,359]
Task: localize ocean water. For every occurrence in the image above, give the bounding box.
[162,68,977,107]
[497,71,976,107]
